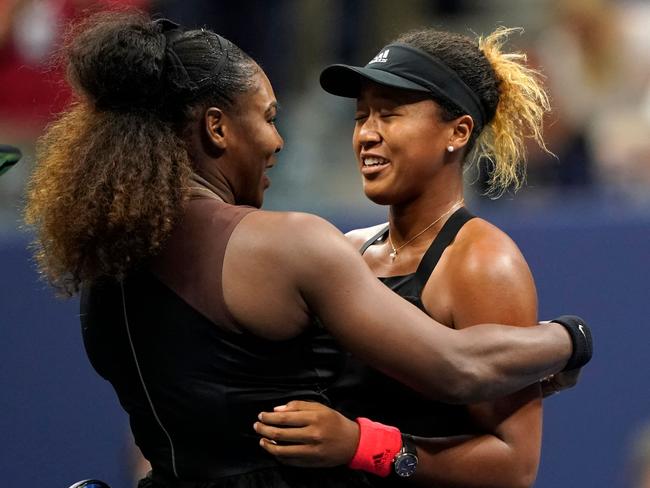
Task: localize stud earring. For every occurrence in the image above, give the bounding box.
[447,145,454,153]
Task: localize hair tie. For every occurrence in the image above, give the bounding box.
[153,18,180,43]
[204,32,231,81]
[152,18,199,94]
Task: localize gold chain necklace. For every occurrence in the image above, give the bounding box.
[388,199,464,261]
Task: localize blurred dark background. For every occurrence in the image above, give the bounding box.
[1,0,649,487]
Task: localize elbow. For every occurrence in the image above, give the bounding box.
[471,457,538,488]
[520,473,538,488]
[507,464,538,488]
[435,360,492,404]
[499,448,540,488]
[517,451,540,488]
[443,361,498,405]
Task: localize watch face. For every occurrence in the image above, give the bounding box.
[394,453,418,477]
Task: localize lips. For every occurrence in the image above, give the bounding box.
[263,164,272,189]
[262,161,274,189]
[360,155,390,176]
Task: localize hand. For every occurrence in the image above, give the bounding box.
[541,368,582,398]
[254,400,360,467]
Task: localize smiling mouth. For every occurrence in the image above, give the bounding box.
[361,156,390,175]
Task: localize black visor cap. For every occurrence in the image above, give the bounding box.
[319,43,486,127]
[320,64,430,98]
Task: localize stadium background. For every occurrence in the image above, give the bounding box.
[1,0,649,486]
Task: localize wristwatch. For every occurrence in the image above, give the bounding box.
[393,433,418,478]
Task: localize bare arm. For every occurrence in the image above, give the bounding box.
[408,228,541,487]
[224,211,573,404]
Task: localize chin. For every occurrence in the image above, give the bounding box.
[363,182,394,206]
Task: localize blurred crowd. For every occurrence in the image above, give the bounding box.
[1,0,649,228]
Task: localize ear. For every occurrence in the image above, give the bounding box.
[449,114,474,151]
[204,107,227,150]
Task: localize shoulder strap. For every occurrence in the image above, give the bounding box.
[358,224,389,255]
[413,207,475,287]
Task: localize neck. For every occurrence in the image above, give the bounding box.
[189,167,235,204]
[388,174,464,245]
[184,116,237,205]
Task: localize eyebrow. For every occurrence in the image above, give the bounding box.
[265,101,280,115]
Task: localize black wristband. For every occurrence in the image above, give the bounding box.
[551,315,593,371]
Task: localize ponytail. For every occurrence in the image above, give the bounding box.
[25,100,191,295]
[474,27,551,196]
[395,26,552,197]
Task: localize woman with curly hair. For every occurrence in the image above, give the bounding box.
[255,27,569,487]
[24,12,590,488]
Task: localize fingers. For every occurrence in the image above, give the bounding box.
[254,421,322,444]
[274,400,322,412]
[254,402,359,468]
[258,438,321,466]
[259,400,329,426]
[258,409,315,427]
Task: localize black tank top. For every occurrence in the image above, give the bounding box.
[80,200,367,486]
[329,207,477,437]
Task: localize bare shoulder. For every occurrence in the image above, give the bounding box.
[439,217,538,328]
[231,209,354,262]
[235,208,337,237]
[449,217,532,287]
[345,223,388,249]
[223,209,358,339]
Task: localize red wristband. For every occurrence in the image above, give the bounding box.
[348,417,402,477]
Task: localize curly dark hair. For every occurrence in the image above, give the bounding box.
[24,11,259,295]
[395,27,550,195]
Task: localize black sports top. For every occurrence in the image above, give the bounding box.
[329,207,478,437]
[80,198,368,487]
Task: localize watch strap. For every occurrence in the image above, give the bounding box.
[392,433,419,478]
[400,433,417,456]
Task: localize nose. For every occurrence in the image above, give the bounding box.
[275,130,284,154]
[359,132,381,149]
[357,121,381,150]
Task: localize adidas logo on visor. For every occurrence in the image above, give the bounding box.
[369,49,390,64]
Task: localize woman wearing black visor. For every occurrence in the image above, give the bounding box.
[256,27,574,488]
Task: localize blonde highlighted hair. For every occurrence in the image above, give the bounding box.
[396,26,551,196]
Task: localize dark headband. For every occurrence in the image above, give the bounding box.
[154,19,230,94]
[320,42,486,127]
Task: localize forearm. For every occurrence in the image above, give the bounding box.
[405,384,543,488]
[410,433,539,488]
[449,322,571,403]
[254,390,542,484]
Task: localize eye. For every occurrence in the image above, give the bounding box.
[354,113,368,122]
[268,116,277,125]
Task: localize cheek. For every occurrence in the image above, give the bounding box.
[398,124,446,164]
[261,127,280,156]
